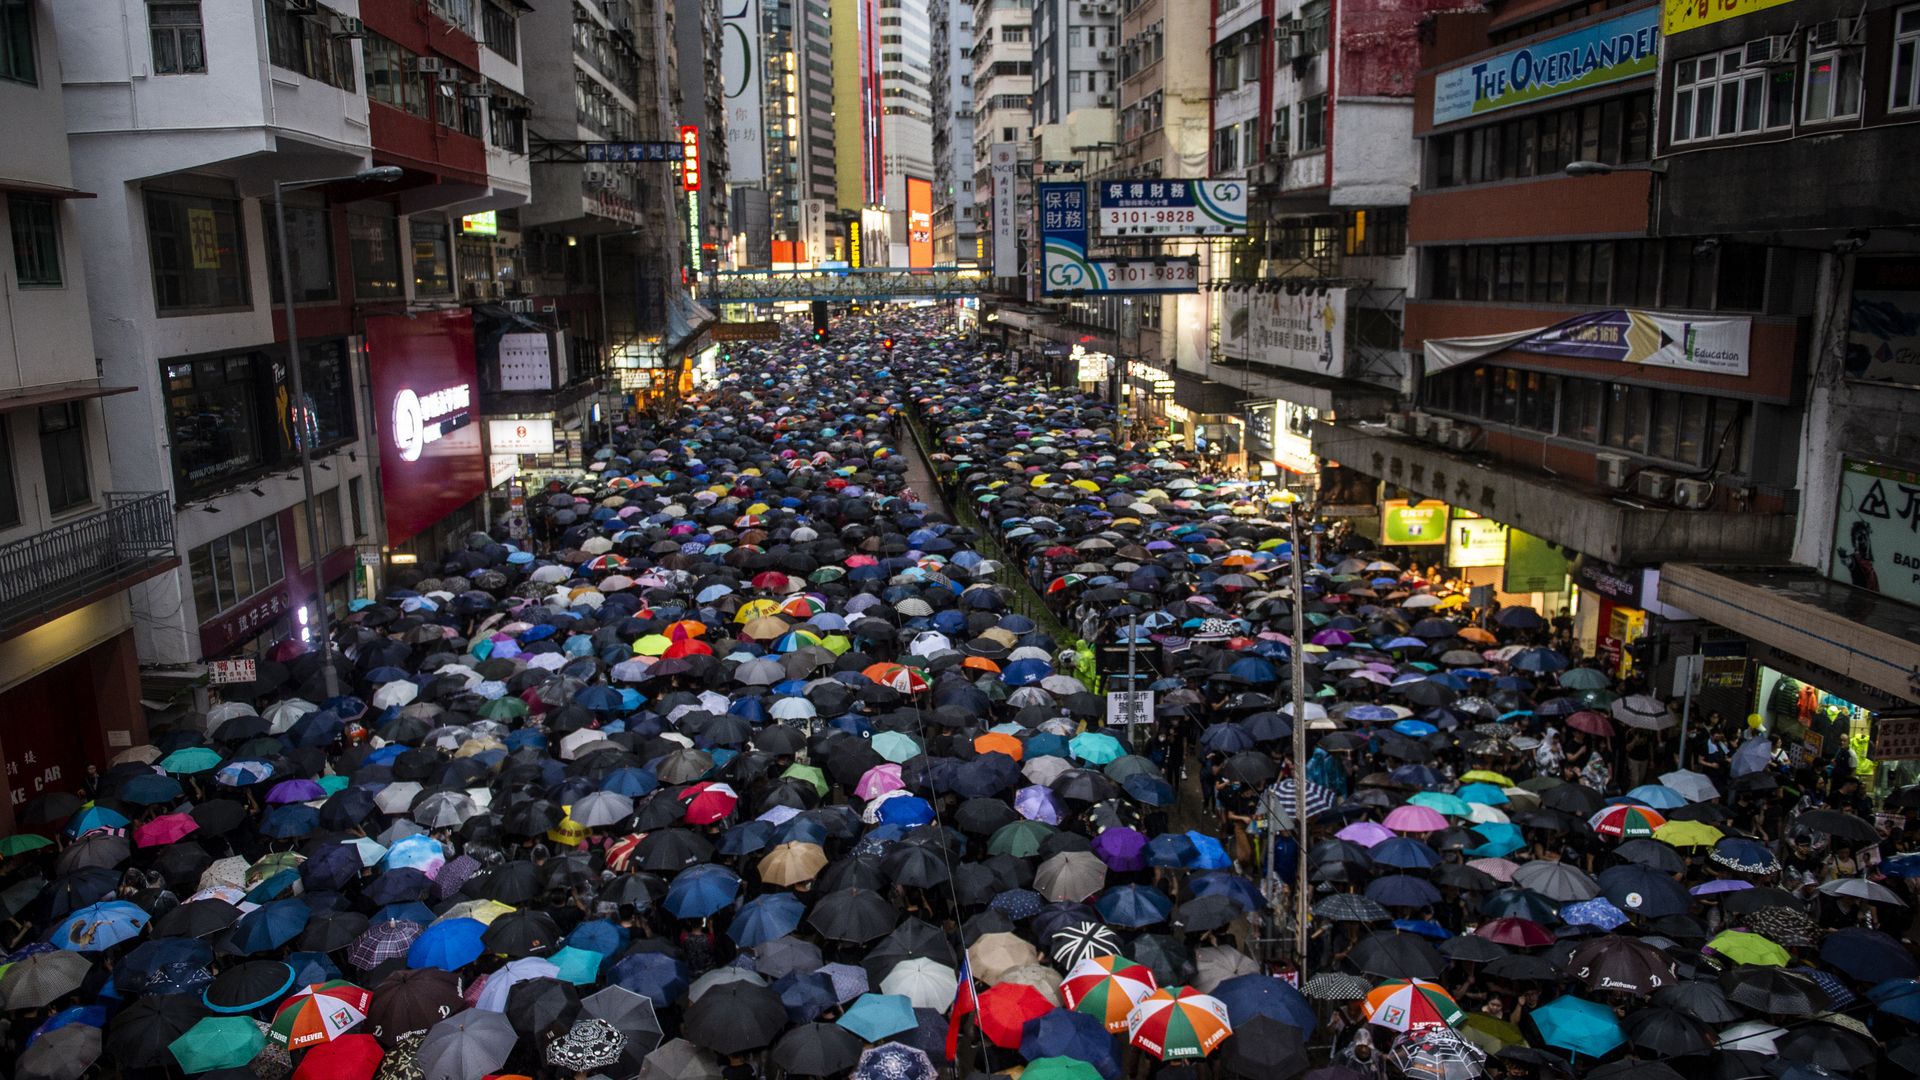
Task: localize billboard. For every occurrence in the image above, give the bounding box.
[1381,499,1448,546]
[1847,259,1920,388]
[1829,457,1920,609]
[989,143,1019,277]
[1097,179,1249,237]
[1431,7,1660,125]
[720,0,765,184]
[679,125,702,191]
[489,419,556,455]
[1505,528,1573,593]
[1425,309,1750,377]
[1249,288,1347,375]
[906,177,933,268]
[1447,512,1509,568]
[367,311,487,546]
[1039,182,1200,296]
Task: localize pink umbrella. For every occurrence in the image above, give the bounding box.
[1336,822,1397,848]
[135,813,200,847]
[856,763,906,801]
[1382,805,1450,833]
[1466,857,1521,882]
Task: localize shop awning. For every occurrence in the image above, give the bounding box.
[1658,564,1920,706]
[1208,361,1396,414]
[0,179,95,200]
[0,381,136,414]
[665,287,717,360]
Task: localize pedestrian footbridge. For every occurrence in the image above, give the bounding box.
[703,267,988,304]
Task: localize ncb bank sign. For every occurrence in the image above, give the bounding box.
[1432,7,1660,125]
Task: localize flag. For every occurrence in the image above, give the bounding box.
[944,953,977,1061]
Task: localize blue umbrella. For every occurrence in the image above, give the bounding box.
[120,774,185,806]
[1392,919,1452,939]
[1198,724,1255,753]
[775,971,840,1023]
[1145,833,1197,868]
[1211,973,1316,1032]
[1455,783,1508,806]
[1372,837,1441,870]
[730,894,806,947]
[1182,830,1233,870]
[878,796,936,827]
[49,900,150,951]
[1512,648,1569,673]
[245,869,302,904]
[1002,660,1051,686]
[1095,884,1171,927]
[258,804,318,838]
[566,920,627,956]
[603,767,659,796]
[666,864,742,918]
[1189,871,1264,913]
[839,993,919,1041]
[1365,875,1443,908]
[407,917,485,971]
[610,951,690,1005]
[1020,1008,1121,1075]
[1227,657,1279,685]
[226,898,310,954]
[1529,995,1624,1058]
[1560,898,1628,931]
[1820,928,1919,984]
[1465,823,1526,858]
[1625,785,1687,810]
[719,820,776,856]
[1122,775,1174,806]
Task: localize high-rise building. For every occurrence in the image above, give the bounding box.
[971,0,1036,282]
[675,0,732,275]
[877,0,934,264]
[723,0,836,265]
[930,0,977,265]
[1032,0,1117,125]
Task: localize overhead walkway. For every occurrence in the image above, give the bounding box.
[704,267,987,304]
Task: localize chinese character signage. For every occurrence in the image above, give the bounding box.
[679,126,702,191]
[1248,288,1347,374]
[187,207,221,270]
[1040,182,1199,296]
[720,0,765,183]
[1829,457,1920,609]
[1382,499,1448,546]
[907,177,933,268]
[989,143,1019,277]
[1664,0,1800,36]
[582,142,685,162]
[1097,179,1248,237]
[1432,7,1660,125]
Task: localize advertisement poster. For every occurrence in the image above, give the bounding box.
[367,311,487,546]
[1847,260,1920,387]
[1039,183,1198,295]
[498,333,553,391]
[1249,288,1347,375]
[906,177,933,268]
[1828,457,1920,609]
[1426,308,1750,377]
[990,143,1019,278]
[720,0,765,184]
[1447,512,1509,568]
[1432,7,1661,125]
[1096,179,1249,237]
[1382,499,1448,546]
[1504,528,1572,593]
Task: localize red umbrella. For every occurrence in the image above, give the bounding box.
[682,782,739,825]
[292,1033,383,1080]
[1566,711,1615,737]
[134,813,200,848]
[1475,918,1555,948]
[269,638,308,662]
[977,983,1054,1048]
[664,639,714,659]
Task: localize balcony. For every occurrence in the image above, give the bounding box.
[0,493,179,637]
[1310,420,1795,565]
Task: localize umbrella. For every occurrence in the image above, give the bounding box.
[0,950,91,1008]
[1528,995,1623,1059]
[1363,980,1465,1033]
[772,1022,865,1076]
[269,980,372,1049]
[18,1023,102,1080]
[1050,922,1124,967]
[170,1016,266,1073]
[1566,936,1678,995]
[683,981,787,1054]
[1719,965,1830,1015]
[1126,987,1233,1060]
[1386,1027,1487,1080]
[1062,955,1157,1033]
[416,1010,518,1080]
[838,993,921,1042]
[1621,1007,1714,1057]
[579,985,664,1055]
[978,983,1055,1048]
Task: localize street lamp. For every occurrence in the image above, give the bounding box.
[273,165,403,698]
[1275,486,1314,975]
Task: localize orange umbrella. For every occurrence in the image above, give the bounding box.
[974,732,1024,761]
[1457,627,1497,644]
[665,620,707,641]
[962,656,1003,674]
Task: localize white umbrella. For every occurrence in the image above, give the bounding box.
[570,791,635,828]
[1818,877,1906,905]
[1612,694,1675,730]
[530,564,572,584]
[1718,1020,1780,1054]
[374,781,424,815]
[475,957,562,1012]
[908,631,951,657]
[372,681,419,708]
[769,698,817,720]
[879,958,958,1011]
[1659,769,1720,802]
[263,699,317,735]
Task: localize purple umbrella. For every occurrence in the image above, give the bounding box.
[1337,822,1396,848]
[1091,828,1148,871]
[1014,785,1064,826]
[265,778,326,805]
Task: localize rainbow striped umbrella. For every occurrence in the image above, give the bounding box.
[1126,986,1233,1061]
[1063,955,1157,1032]
[1363,980,1465,1033]
[1588,804,1667,840]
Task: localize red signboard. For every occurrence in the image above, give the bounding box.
[907,177,933,268]
[367,311,486,545]
[680,125,702,191]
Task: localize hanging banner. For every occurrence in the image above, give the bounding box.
[907,177,934,268]
[498,332,553,391]
[1382,499,1448,546]
[1431,7,1661,125]
[1664,0,1801,36]
[990,143,1019,277]
[1097,179,1249,237]
[1425,309,1750,376]
[1249,288,1347,375]
[720,0,765,184]
[1829,457,1920,609]
[1504,528,1573,593]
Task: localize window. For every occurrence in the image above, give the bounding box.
[266,0,355,90]
[365,34,429,117]
[1895,6,1920,111]
[410,218,454,297]
[1298,94,1326,151]
[167,354,266,488]
[264,204,336,303]
[1672,49,1788,142]
[146,189,249,313]
[1213,125,1239,173]
[9,195,60,287]
[349,475,366,540]
[1604,383,1651,454]
[1561,378,1604,444]
[349,209,402,299]
[291,341,355,450]
[481,0,518,60]
[1430,92,1652,187]
[1,0,34,85]
[1803,44,1863,123]
[0,417,16,527]
[148,0,206,75]
[38,403,90,513]
[190,517,286,617]
[292,489,346,563]
[489,92,527,152]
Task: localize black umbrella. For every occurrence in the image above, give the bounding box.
[1790,809,1878,845]
[1718,965,1829,1015]
[771,1022,865,1076]
[682,981,787,1054]
[368,968,465,1048]
[1224,1014,1310,1080]
[106,994,207,1067]
[299,910,369,953]
[1621,1007,1714,1056]
[202,960,295,1013]
[1777,1022,1879,1072]
[1566,936,1677,995]
[154,899,242,939]
[482,911,561,957]
[506,976,581,1037]
[808,888,900,944]
[1651,979,1742,1023]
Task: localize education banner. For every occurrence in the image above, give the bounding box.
[1424,309,1750,376]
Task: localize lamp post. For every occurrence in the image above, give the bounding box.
[273,166,403,698]
[1278,486,1313,975]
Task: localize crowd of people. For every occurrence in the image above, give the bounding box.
[0,315,1916,1080]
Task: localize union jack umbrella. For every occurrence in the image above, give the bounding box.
[1049,921,1124,967]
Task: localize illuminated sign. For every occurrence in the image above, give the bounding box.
[392,383,472,462]
[848,220,862,268]
[687,189,703,272]
[1382,499,1448,546]
[680,125,702,191]
[907,177,933,268]
[488,418,555,455]
[460,211,498,236]
[1447,512,1509,568]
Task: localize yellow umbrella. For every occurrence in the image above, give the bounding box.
[633,635,673,656]
[547,807,587,848]
[1653,820,1724,848]
[734,598,782,624]
[1459,770,1514,786]
[439,899,515,925]
[1070,479,1101,493]
[1030,473,1052,488]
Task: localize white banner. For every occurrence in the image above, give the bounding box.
[489,418,555,455]
[1425,309,1752,376]
[1249,288,1347,375]
[989,142,1018,278]
[499,333,553,391]
[721,0,765,185]
[1106,690,1156,726]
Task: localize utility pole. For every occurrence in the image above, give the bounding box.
[1284,490,1311,975]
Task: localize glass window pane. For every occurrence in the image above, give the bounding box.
[1677,394,1711,465]
[1623,385,1651,454]
[1650,393,1680,460]
[168,353,263,492]
[350,211,403,298]
[246,521,271,596]
[211,536,235,608]
[266,205,336,303]
[9,195,61,286]
[145,189,249,313]
[190,542,218,616]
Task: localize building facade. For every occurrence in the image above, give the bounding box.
[930,0,977,265]
[971,0,1036,284]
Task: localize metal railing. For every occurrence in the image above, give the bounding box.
[0,492,177,630]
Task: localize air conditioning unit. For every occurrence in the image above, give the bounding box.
[1096,92,1114,106]
[332,14,365,38]
[1595,451,1631,491]
[1097,49,1115,61]
[1096,1,1117,13]
[1672,477,1713,509]
[412,56,445,75]
[1743,35,1793,66]
[1443,426,1475,451]
[1809,18,1861,48]
[1427,416,1454,444]
[1634,469,1675,501]
[1409,410,1434,439]
[1384,411,1411,434]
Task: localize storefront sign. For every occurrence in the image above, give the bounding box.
[489,454,519,489]
[368,312,488,546]
[1828,457,1920,609]
[847,220,862,269]
[200,586,291,659]
[686,189,702,273]
[1106,690,1156,726]
[498,332,553,391]
[1248,288,1347,375]
[1040,182,1198,295]
[721,0,765,183]
[208,658,257,685]
[713,321,782,342]
[1426,308,1750,377]
[1097,180,1248,237]
[1382,499,1448,546]
[1573,556,1646,606]
[489,418,555,455]
[1873,715,1920,761]
[1432,7,1661,125]
[1447,514,1509,568]
[1664,0,1800,36]
[1072,344,1114,383]
[1846,259,1920,388]
[1504,528,1572,593]
[679,125,702,191]
[460,211,498,236]
[990,143,1019,277]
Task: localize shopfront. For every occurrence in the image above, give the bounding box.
[191,506,360,660]
[1568,558,1700,680]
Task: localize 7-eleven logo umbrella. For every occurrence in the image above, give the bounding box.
[269,981,371,1049]
[1363,980,1465,1033]
[1126,986,1233,1061]
[1062,954,1157,1033]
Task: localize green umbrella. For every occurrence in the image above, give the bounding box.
[170,1017,265,1073]
[1026,1057,1105,1080]
[871,732,923,765]
[1706,930,1791,967]
[0,834,52,856]
[988,820,1056,858]
[159,747,222,775]
[781,764,829,797]
[477,698,529,721]
[1558,669,1611,690]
